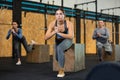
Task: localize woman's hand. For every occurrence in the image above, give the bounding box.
[54,26,59,33]
[11,29,15,33]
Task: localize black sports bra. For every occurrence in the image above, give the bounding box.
[55,20,68,45]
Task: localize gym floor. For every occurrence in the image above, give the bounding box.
[0,55,102,80]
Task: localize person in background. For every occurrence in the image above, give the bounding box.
[45,7,74,77]
[92,20,112,61]
[6,21,35,65]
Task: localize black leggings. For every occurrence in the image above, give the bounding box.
[13,36,33,58]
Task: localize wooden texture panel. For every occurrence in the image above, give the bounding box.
[53,44,85,72]
[0,10,12,57]
[0,9,115,57]
[73,18,77,43]
[46,14,55,55]
[26,44,50,63]
[113,23,116,44]
[81,19,85,44]
[22,12,45,56]
[85,20,96,54]
[105,22,113,43]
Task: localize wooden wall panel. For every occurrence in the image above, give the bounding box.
[0,9,115,57]
[46,14,55,55]
[81,19,85,44]
[22,11,45,56]
[105,22,113,43]
[81,19,96,54]
[0,10,12,57]
[114,23,116,44]
[74,18,77,43]
[85,20,96,54]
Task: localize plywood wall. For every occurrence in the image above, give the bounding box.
[0,9,117,57]
[81,19,97,54]
[81,19,85,44]
[85,20,96,54]
[21,11,45,56]
[0,9,12,57]
[46,14,55,55]
[105,22,114,43]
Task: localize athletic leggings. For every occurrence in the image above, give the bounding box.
[13,36,33,58]
[55,39,72,68]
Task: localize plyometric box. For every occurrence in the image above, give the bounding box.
[53,44,85,72]
[102,44,115,61]
[26,44,50,63]
[114,45,120,61]
[103,44,120,61]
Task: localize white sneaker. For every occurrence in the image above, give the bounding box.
[31,40,36,45]
[16,61,21,65]
[57,73,65,78]
[57,69,65,77]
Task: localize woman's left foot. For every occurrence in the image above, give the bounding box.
[31,40,36,45]
[57,69,65,77]
[16,61,21,65]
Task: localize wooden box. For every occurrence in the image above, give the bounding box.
[103,44,120,61]
[53,44,85,72]
[102,44,115,61]
[114,45,120,61]
[26,44,50,63]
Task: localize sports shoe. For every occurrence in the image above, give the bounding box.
[16,61,21,65]
[57,69,65,77]
[31,40,36,45]
[99,58,103,62]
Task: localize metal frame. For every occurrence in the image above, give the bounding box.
[74,0,97,54]
[101,7,120,44]
[101,7,120,12]
[1,0,119,22]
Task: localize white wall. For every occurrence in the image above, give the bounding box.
[27,0,120,16]
[75,0,120,16]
